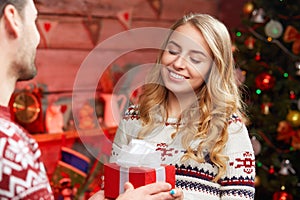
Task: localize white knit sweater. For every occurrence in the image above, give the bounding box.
[110,106,255,200]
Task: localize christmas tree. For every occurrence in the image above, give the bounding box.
[232,0,300,199]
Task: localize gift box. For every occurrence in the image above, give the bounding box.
[104,163,175,199]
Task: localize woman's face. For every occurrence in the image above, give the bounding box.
[160,23,213,95]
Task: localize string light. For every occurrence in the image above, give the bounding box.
[256,89,262,94]
[267,37,272,42]
[256,161,263,167]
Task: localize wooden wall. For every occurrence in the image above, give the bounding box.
[17,0,221,97]
[13,0,247,134]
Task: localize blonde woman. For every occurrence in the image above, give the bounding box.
[111,13,255,200]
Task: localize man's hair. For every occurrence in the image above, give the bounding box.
[0,0,27,18]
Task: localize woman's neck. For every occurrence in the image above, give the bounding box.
[166,91,198,118]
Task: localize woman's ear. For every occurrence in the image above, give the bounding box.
[3,4,22,38]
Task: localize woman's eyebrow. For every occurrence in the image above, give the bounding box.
[168,40,208,58]
[168,41,181,49]
[190,50,207,58]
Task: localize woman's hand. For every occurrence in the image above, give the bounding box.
[89,182,184,200]
[169,187,184,200]
[117,182,184,200]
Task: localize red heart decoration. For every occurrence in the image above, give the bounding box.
[44,22,51,32]
[123,12,129,21]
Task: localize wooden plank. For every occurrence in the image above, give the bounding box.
[16,48,158,94]
[35,0,150,17]
[37,17,175,50]
[37,16,97,49]
[33,127,117,142]
[35,0,219,20]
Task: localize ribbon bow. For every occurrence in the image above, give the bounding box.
[283,25,300,55]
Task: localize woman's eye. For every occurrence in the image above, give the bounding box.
[190,57,201,64]
[168,49,180,55]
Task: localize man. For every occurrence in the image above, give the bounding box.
[0,0,53,199]
[0,0,180,199]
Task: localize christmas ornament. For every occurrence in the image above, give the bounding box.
[255,72,275,90]
[273,190,293,200]
[283,25,300,55]
[295,62,300,76]
[289,91,296,100]
[265,20,283,39]
[255,52,261,61]
[269,165,275,174]
[251,136,261,155]
[251,8,265,23]
[254,175,261,187]
[245,36,255,49]
[276,121,295,144]
[261,102,272,115]
[291,130,300,150]
[279,159,296,175]
[243,2,254,15]
[286,110,300,127]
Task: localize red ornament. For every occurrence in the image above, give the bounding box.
[289,91,296,100]
[273,191,293,200]
[255,52,261,61]
[255,72,276,90]
[245,36,255,49]
[269,165,275,174]
[276,121,295,144]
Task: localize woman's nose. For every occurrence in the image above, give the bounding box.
[173,55,188,70]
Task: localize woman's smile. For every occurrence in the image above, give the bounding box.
[168,69,189,81]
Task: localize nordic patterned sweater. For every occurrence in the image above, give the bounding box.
[110,105,255,200]
[0,105,53,199]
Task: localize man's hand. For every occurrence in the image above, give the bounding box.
[89,182,183,200]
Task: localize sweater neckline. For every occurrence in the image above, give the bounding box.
[0,105,11,120]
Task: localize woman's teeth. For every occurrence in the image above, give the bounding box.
[170,71,185,80]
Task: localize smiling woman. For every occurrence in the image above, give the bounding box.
[110,13,255,200]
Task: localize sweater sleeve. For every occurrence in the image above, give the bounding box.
[110,105,141,163]
[219,121,255,200]
[110,118,130,163]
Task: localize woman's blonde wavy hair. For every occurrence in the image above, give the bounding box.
[137,13,247,182]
